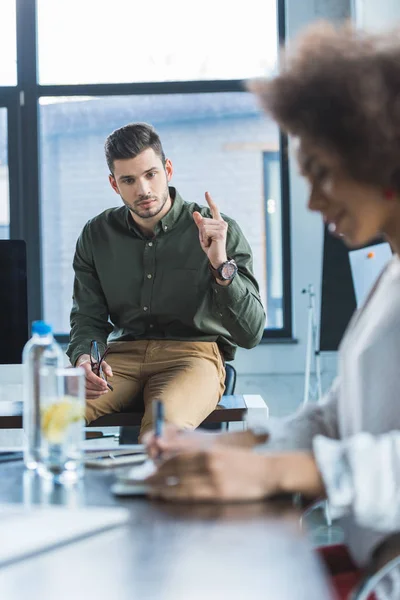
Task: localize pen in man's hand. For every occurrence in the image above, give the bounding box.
[98,363,114,391]
[90,340,114,391]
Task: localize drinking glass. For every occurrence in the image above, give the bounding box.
[38,367,85,483]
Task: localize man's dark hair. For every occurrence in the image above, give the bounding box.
[105,122,166,174]
[248,22,400,191]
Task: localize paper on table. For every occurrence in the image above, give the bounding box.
[83,443,145,454]
[117,459,156,483]
[111,459,156,496]
[0,505,129,567]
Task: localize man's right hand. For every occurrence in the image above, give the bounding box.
[76,354,113,399]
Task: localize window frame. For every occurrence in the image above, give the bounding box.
[7,0,291,342]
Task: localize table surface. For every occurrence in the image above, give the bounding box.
[0,461,333,600]
[0,394,268,428]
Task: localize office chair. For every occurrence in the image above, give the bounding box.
[223,363,237,396]
[352,554,400,599]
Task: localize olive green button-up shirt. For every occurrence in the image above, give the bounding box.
[67,188,265,366]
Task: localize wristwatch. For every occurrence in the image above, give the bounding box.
[209,259,238,282]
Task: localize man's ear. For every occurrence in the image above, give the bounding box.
[109,174,120,195]
[165,158,174,182]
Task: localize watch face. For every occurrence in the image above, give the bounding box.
[221,262,237,279]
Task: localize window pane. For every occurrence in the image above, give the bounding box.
[37,0,277,85]
[39,93,283,333]
[0,109,10,239]
[264,152,283,328]
[0,1,17,85]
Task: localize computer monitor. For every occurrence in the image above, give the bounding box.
[0,240,28,364]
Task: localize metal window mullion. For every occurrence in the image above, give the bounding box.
[16,0,42,326]
[278,131,293,338]
[7,97,23,240]
[37,79,245,99]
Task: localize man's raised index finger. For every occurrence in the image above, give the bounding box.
[205,191,222,221]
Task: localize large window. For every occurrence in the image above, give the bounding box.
[39,93,281,332]
[37,0,278,84]
[4,0,292,340]
[0,1,17,86]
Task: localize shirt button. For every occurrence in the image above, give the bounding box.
[143,306,148,311]
[164,225,168,231]
[148,242,153,247]
[149,324,154,329]
[147,274,152,279]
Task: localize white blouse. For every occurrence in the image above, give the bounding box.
[264,255,400,567]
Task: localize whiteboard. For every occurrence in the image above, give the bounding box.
[349,242,392,307]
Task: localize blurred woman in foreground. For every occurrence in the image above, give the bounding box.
[146,22,400,596]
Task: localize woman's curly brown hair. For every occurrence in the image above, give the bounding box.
[248,22,400,191]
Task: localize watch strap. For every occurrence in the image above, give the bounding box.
[208,259,237,281]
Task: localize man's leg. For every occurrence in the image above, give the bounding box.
[85,341,146,424]
[139,341,226,438]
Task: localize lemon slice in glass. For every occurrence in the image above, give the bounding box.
[41,397,84,444]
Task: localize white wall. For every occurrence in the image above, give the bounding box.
[353,0,400,30]
[235,0,350,376]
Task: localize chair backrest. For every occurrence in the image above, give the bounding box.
[224,363,237,396]
[353,555,400,599]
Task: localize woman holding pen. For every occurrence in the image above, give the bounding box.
[145,22,400,597]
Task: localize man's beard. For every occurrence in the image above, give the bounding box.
[122,185,169,220]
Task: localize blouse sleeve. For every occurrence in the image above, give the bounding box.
[255,378,341,452]
[313,432,400,530]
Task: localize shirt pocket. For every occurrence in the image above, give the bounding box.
[156,268,201,321]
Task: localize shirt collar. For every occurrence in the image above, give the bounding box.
[125,187,184,238]
[157,187,184,234]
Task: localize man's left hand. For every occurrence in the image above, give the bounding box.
[193,192,228,270]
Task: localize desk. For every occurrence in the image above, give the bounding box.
[0,462,333,600]
[0,395,268,429]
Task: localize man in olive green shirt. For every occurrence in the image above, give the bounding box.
[67,122,265,436]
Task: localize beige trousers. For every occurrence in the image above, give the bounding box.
[85,340,226,438]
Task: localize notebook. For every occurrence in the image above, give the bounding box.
[111,459,156,496]
[0,504,129,568]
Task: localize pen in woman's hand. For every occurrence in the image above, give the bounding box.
[154,399,164,459]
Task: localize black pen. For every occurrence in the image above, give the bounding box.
[91,340,114,391]
[0,451,23,463]
[98,363,114,391]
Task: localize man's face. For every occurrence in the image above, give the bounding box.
[109,148,173,220]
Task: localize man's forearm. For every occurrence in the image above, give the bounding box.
[67,316,111,366]
[212,274,265,348]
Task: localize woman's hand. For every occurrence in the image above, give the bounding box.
[144,425,269,461]
[146,447,325,503]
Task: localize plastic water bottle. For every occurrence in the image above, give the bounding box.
[22,321,64,470]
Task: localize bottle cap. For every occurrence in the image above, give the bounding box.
[31,320,52,336]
